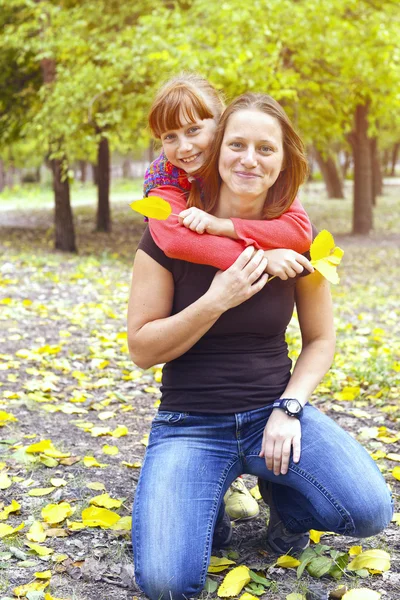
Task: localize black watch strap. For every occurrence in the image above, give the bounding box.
[272,398,303,418]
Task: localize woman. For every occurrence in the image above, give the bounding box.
[128,93,392,600]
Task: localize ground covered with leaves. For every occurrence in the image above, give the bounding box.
[0,183,399,600]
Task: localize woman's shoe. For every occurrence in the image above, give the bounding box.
[258,478,310,555]
[224,478,260,521]
[212,509,233,548]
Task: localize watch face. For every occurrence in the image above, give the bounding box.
[287,399,301,414]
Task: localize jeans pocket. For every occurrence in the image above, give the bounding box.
[152,411,189,425]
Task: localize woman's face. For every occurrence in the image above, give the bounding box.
[218,109,285,202]
[161,112,217,174]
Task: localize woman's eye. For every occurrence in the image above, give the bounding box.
[230,142,243,149]
[260,146,273,153]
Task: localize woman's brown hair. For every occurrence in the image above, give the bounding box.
[148,73,225,139]
[188,93,309,219]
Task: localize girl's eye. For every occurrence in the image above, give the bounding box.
[187,126,200,134]
[162,134,175,142]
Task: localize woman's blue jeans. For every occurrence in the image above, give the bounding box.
[132,404,393,600]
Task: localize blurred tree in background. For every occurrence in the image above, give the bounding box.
[1,0,399,250]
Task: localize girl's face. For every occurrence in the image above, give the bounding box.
[161,112,217,174]
[218,109,285,203]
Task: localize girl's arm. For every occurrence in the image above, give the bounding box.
[259,271,336,475]
[148,187,312,273]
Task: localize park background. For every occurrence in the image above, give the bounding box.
[0,1,399,600]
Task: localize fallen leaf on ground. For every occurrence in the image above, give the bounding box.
[218,565,251,597]
[347,549,390,573]
[276,555,301,568]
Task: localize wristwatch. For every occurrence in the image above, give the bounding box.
[272,398,303,419]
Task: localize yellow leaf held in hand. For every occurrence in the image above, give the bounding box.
[130,196,173,220]
[208,556,236,573]
[276,555,301,568]
[89,493,122,509]
[41,502,74,524]
[342,589,381,600]
[27,521,47,542]
[218,565,251,597]
[347,549,390,573]
[309,230,344,284]
[81,506,121,528]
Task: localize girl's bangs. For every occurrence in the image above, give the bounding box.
[151,87,214,137]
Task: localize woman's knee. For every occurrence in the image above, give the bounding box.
[350,489,394,538]
[136,570,204,600]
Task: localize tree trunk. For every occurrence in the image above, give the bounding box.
[349,103,373,234]
[51,158,76,252]
[370,137,383,206]
[79,160,87,183]
[391,142,399,176]
[341,151,351,180]
[96,135,111,232]
[122,157,132,179]
[313,147,344,199]
[35,166,41,183]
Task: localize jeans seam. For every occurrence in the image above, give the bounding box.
[286,463,355,534]
[199,458,240,587]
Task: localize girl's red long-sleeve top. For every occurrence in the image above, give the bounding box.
[148,186,312,271]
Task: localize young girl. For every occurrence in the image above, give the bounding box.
[140,74,314,524]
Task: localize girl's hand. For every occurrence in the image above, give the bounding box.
[259,409,301,475]
[179,207,222,236]
[263,249,313,280]
[207,247,269,312]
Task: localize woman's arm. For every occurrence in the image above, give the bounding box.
[127,247,269,369]
[259,272,336,476]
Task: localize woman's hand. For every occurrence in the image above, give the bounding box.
[259,409,301,475]
[179,207,224,236]
[263,249,313,280]
[206,247,269,312]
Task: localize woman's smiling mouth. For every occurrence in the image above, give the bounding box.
[233,170,262,178]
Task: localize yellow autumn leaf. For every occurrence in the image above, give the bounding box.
[141,433,149,447]
[391,513,400,525]
[276,555,301,568]
[81,506,121,528]
[239,594,260,600]
[309,530,325,543]
[309,230,344,284]
[41,502,74,524]
[0,499,21,520]
[370,450,386,460]
[28,487,56,497]
[34,570,52,579]
[347,549,390,573]
[102,444,119,456]
[86,481,106,491]
[286,594,306,600]
[218,565,251,597]
[83,456,107,468]
[66,520,85,531]
[386,453,400,462]
[98,411,115,420]
[0,471,12,490]
[111,425,128,437]
[110,516,132,531]
[89,493,122,509]
[250,485,261,500]
[0,409,18,425]
[0,522,25,537]
[130,196,172,220]
[349,545,362,556]
[13,580,50,596]
[26,439,54,453]
[208,556,236,573]
[392,466,400,481]
[342,589,381,600]
[26,542,54,556]
[50,478,67,487]
[26,521,47,542]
